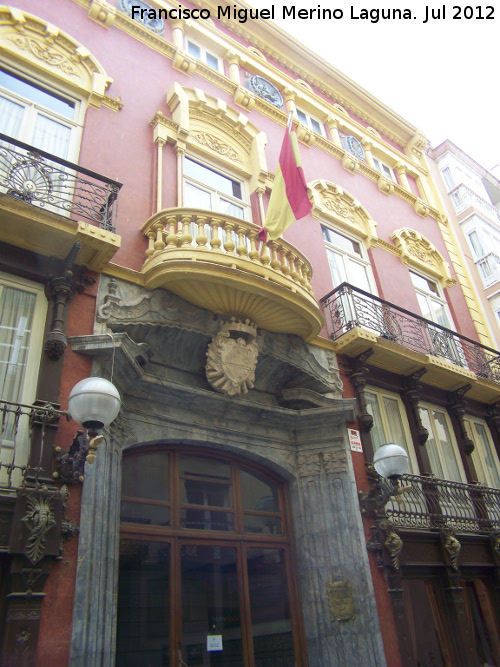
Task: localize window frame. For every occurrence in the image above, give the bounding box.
[365,387,418,473]
[464,417,500,489]
[322,224,377,294]
[373,157,396,181]
[0,271,47,408]
[183,156,251,221]
[418,402,467,482]
[409,269,454,330]
[0,64,84,163]
[185,38,222,72]
[295,108,325,136]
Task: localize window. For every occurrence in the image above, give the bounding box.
[409,271,453,329]
[296,109,324,136]
[0,273,46,406]
[0,66,81,161]
[322,225,374,292]
[418,403,466,482]
[441,166,455,191]
[186,39,221,71]
[464,417,500,489]
[183,157,249,220]
[373,157,395,181]
[365,388,417,472]
[468,230,485,259]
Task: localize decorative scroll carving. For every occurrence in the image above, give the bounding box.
[344,349,375,436]
[296,449,348,478]
[206,320,259,396]
[391,228,455,287]
[193,132,241,161]
[7,35,80,77]
[441,529,461,571]
[309,180,378,246]
[384,524,403,570]
[367,517,403,572]
[245,74,283,108]
[117,0,164,33]
[21,494,57,565]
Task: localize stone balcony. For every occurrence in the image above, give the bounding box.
[140,208,324,341]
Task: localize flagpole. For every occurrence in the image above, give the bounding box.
[287,110,294,131]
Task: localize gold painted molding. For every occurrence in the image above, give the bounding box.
[0,5,113,107]
[391,228,455,287]
[309,180,378,247]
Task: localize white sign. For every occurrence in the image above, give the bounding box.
[348,428,363,453]
[207,635,223,652]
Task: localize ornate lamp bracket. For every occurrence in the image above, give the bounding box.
[53,431,105,484]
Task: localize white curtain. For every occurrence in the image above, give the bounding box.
[0,95,24,138]
[32,113,71,160]
[0,285,35,404]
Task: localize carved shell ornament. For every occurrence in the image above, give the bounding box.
[206,320,259,396]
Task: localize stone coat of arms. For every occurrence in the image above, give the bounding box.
[206,321,259,396]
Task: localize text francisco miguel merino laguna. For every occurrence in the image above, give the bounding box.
[131,4,494,24]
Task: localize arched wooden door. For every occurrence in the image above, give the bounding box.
[116,448,307,667]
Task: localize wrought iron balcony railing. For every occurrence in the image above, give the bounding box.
[321,282,500,385]
[0,399,65,490]
[0,133,122,232]
[384,473,500,534]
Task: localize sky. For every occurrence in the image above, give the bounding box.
[247,0,500,172]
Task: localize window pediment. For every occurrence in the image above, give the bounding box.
[0,6,113,107]
[309,180,377,246]
[162,84,267,188]
[391,228,455,287]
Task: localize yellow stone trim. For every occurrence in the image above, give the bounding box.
[102,94,123,111]
[374,238,401,257]
[0,5,113,107]
[391,228,454,287]
[309,180,378,247]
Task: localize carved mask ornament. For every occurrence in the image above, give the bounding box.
[206,320,259,396]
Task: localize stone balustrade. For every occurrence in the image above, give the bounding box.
[143,208,313,294]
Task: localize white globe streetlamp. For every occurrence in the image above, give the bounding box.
[373,443,409,481]
[68,377,121,431]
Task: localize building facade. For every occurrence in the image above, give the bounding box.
[429,140,500,348]
[0,1,499,666]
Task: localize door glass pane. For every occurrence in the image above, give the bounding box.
[0,95,24,138]
[326,248,346,286]
[0,285,36,404]
[382,396,412,472]
[121,453,170,527]
[419,408,445,479]
[181,544,243,666]
[116,540,171,667]
[247,548,294,666]
[432,410,462,482]
[32,114,71,159]
[0,68,75,119]
[241,468,282,535]
[347,258,371,292]
[180,455,234,531]
[185,181,212,210]
[474,422,500,488]
[365,392,385,452]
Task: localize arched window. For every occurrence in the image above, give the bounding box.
[117,447,305,666]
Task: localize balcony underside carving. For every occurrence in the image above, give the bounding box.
[140,208,323,341]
